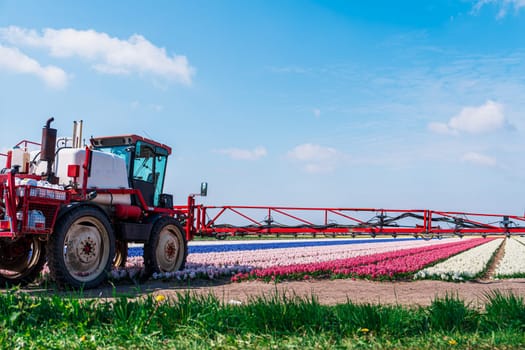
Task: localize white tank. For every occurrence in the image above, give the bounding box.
[11,148,30,173]
[55,148,131,205]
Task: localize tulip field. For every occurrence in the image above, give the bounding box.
[104,236,525,283]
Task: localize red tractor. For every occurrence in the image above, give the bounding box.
[0,118,204,288]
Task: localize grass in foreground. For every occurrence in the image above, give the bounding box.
[0,289,524,349]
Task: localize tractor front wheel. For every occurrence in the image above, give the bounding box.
[47,207,115,289]
[143,217,187,280]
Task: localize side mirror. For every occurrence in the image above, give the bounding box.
[200,182,208,197]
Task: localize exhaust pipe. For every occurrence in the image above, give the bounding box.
[41,117,58,182]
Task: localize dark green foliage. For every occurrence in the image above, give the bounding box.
[483,290,525,331]
[428,293,477,332]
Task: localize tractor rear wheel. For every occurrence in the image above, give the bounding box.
[0,236,46,287]
[113,240,128,268]
[143,217,187,279]
[47,207,115,289]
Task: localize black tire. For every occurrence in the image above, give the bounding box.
[113,240,128,268]
[0,236,46,287]
[47,206,115,289]
[143,217,187,280]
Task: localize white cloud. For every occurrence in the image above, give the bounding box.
[288,143,338,161]
[461,152,497,166]
[428,100,506,135]
[0,44,68,88]
[215,146,267,160]
[450,100,505,133]
[287,143,342,173]
[0,26,194,84]
[473,0,525,18]
[427,122,457,135]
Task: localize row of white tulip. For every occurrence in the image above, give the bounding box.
[514,236,525,245]
[109,260,254,281]
[414,238,503,281]
[493,238,525,278]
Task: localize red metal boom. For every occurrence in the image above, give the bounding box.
[184,203,525,240]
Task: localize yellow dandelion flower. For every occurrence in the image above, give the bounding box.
[360,328,369,333]
[155,294,166,303]
[80,335,86,342]
[448,339,457,346]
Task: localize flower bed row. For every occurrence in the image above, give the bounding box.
[494,238,525,278]
[112,238,460,282]
[414,238,503,281]
[187,237,458,268]
[186,237,417,254]
[108,258,255,282]
[233,238,493,282]
[127,238,422,257]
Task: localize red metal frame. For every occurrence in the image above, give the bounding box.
[183,204,525,239]
[0,151,11,169]
[16,186,67,235]
[90,134,172,154]
[1,140,41,170]
[0,172,67,237]
[14,139,41,149]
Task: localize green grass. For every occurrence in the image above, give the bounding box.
[1,289,525,349]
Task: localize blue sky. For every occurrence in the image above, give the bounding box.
[1,0,525,213]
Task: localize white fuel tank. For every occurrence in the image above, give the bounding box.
[55,148,131,205]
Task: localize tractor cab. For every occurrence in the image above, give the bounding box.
[90,135,172,208]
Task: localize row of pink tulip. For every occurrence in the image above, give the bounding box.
[233,238,494,281]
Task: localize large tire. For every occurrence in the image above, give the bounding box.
[47,207,115,289]
[113,240,128,268]
[143,217,187,280]
[0,236,46,287]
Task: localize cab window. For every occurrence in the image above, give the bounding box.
[133,142,155,183]
[133,141,168,206]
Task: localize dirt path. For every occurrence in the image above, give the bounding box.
[38,277,525,307]
[166,278,525,307]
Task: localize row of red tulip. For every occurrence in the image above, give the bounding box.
[232,237,494,281]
